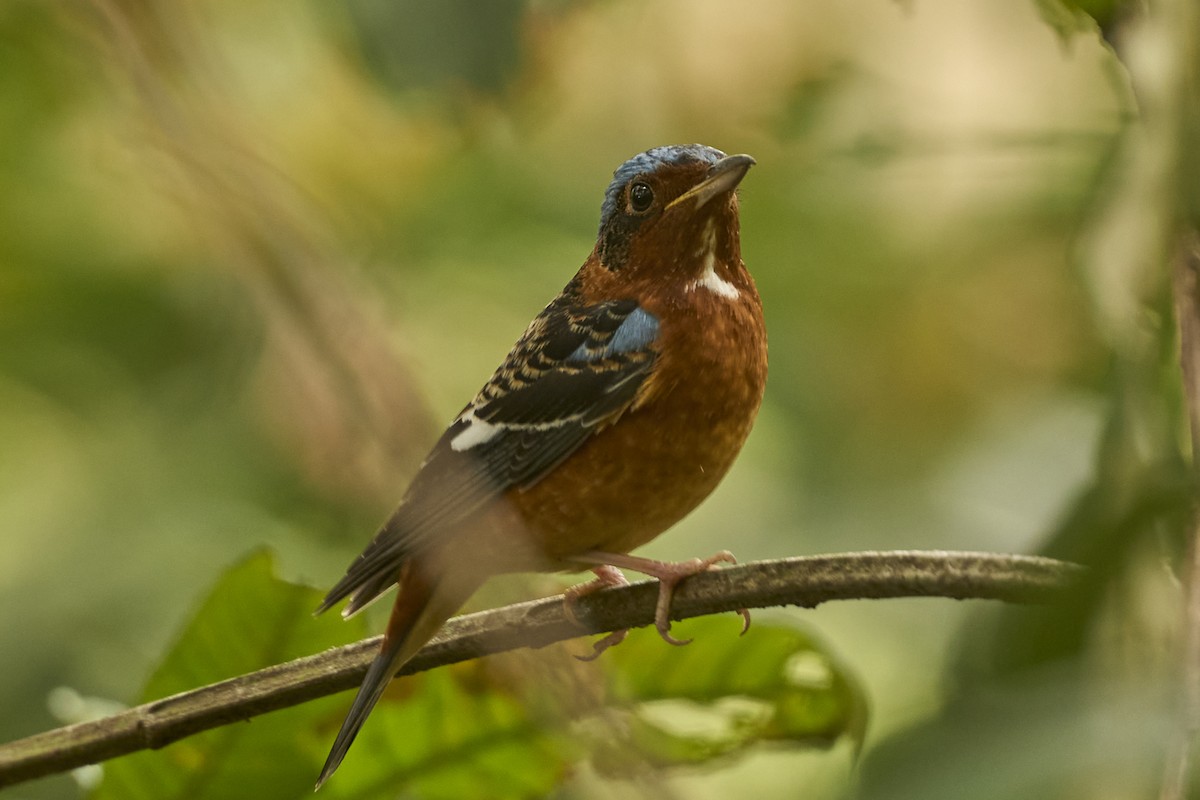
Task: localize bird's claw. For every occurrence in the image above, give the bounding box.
[575,628,629,661]
[562,565,631,659]
[647,550,746,646]
[566,550,749,656]
[657,625,693,646]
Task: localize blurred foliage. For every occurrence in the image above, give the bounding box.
[596,616,866,773]
[84,553,862,799]
[1,0,1198,797]
[90,552,370,800]
[339,0,526,97]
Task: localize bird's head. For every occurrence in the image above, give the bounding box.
[594,144,755,293]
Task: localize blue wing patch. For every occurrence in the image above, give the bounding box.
[567,306,660,363]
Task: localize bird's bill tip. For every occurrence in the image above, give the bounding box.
[667,152,756,210]
[712,153,756,172]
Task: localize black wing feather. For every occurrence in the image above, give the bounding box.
[319,283,658,615]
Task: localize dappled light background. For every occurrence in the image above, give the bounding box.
[3,0,1184,798]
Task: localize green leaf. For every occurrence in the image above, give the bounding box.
[315,664,573,800]
[89,550,576,800]
[1031,0,1104,44]
[90,550,370,800]
[590,616,867,774]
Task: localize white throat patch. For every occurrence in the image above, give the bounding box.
[686,220,739,300]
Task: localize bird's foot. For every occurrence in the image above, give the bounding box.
[636,551,750,645]
[571,550,750,648]
[562,565,630,661]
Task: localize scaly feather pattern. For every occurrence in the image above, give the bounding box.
[317,279,660,617]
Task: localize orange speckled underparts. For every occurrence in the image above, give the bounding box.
[509,193,767,562]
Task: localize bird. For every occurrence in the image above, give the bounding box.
[314,143,767,787]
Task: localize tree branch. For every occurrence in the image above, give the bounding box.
[0,550,1081,789]
[1163,231,1200,800]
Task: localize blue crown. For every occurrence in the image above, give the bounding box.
[599,144,726,233]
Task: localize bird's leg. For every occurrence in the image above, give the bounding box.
[562,565,631,661]
[563,565,629,626]
[571,550,751,647]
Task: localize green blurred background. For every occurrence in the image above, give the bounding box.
[2,0,1194,798]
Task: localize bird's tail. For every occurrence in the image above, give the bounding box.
[315,566,477,789]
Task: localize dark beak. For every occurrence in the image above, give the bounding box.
[666,154,756,210]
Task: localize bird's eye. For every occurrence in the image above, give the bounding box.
[629,182,654,213]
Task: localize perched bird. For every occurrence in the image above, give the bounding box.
[315,144,767,787]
